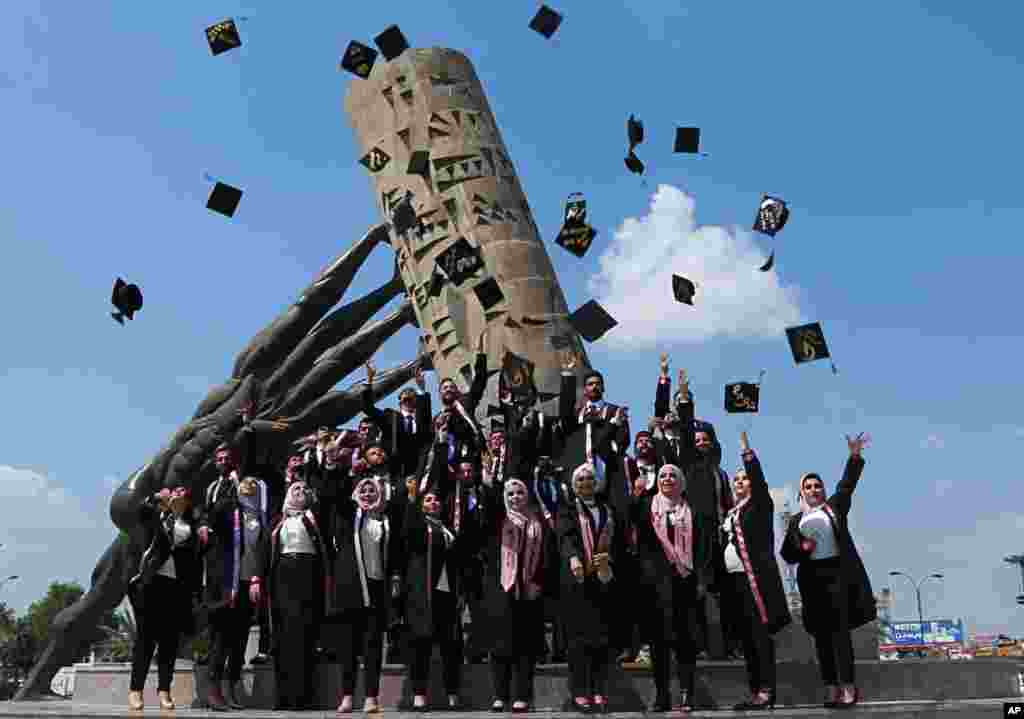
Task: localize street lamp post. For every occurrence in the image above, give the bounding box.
[1004,555,1024,605]
[889,571,943,654]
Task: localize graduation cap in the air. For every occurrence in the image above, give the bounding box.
[206,181,243,218]
[568,300,617,343]
[674,127,702,154]
[725,382,760,413]
[111,278,143,325]
[436,238,484,286]
[563,192,587,227]
[473,277,505,311]
[627,114,644,151]
[529,5,563,39]
[555,224,597,258]
[391,192,421,237]
[374,25,409,62]
[672,275,697,305]
[785,322,837,374]
[500,351,538,403]
[206,19,242,56]
[340,41,378,79]
[753,195,789,237]
[624,150,645,176]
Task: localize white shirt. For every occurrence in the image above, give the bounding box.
[359,515,387,580]
[799,507,839,560]
[281,515,316,555]
[721,511,744,574]
[157,519,193,579]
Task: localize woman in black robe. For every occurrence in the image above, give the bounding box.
[329,475,405,713]
[127,487,202,711]
[401,444,480,711]
[476,476,548,713]
[558,463,616,713]
[719,432,791,711]
[268,480,333,711]
[629,463,712,713]
[780,433,874,709]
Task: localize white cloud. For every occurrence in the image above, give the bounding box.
[920,434,945,450]
[0,465,115,612]
[588,185,804,348]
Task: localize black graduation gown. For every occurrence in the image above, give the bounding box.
[267,511,334,641]
[132,499,203,632]
[362,387,433,479]
[328,488,406,617]
[725,452,792,635]
[473,481,548,657]
[556,385,627,513]
[556,497,616,650]
[432,352,489,459]
[780,456,876,635]
[201,488,271,611]
[629,491,713,642]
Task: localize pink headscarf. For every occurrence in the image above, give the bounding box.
[501,479,544,595]
[352,476,385,514]
[650,464,693,578]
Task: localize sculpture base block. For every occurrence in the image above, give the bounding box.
[66,657,1024,710]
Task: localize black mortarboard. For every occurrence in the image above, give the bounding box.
[436,238,484,286]
[500,351,538,403]
[529,5,563,39]
[374,25,409,62]
[340,40,378,79]
[206,19,242,56]
[407,150,431,180]
[785,322,836,373]
[674,127,701,154]
[359,147,391,174]
[627,114,644,150]
[111,278,143,325]
[555,224,597,258]
[725,382,760,413]
[206,182,243,218]
[624,151,645,175]
[672,274,697,305]
[752,195,790,237]
[472,277,505,311]
[391,193,419,236]
[568,300,617,343]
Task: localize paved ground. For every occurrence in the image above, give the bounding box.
[0,698,1018,718]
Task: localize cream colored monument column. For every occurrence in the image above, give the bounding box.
[344,47,590,414]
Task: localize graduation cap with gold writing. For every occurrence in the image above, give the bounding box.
[672,275,697,305]
[206,18,242,56]
[500,350,538,403]
[785,322,837,374]
[340,40,378,79]
[725,382,760,413]
[556,224,597,258]
[568,300,617,343]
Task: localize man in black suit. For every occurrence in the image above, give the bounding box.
[362,362,432,480]
[432,330,490,464]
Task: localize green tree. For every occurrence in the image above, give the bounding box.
[1,618,38,681]
[25,582,84,650]
[0,602,15,643]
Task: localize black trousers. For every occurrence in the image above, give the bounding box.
[568,645,610,698]
[409,590,463,695]
[208,580,253,682]
[491,653,533,703]
[335,598,388,697]
[726,572,776,694]
[273,555,321,709]
[812,630,855,684]
[130,575,188,691]
[801,559,856,685]
[649,574,698,698]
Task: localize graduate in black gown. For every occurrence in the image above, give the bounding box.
[780,433,874,709]
[558,463,617,713]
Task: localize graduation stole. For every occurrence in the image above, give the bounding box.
[577,500,613,572]
[352,507,390,608]
[731,497,770,625]
[424,515,455,604]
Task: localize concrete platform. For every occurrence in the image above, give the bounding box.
[65,658,1024,712]
[0,697,1020,717]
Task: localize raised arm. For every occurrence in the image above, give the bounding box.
[654,354,671,418]
[466,330,490,409]
[361,363,388,427]
[829,433,867,517]
[559,351,580,430]
[675,370,697,467]
[739,432,772,510]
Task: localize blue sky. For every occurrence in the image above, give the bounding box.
[3,1,1024,637]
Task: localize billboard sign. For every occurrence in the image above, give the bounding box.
[881,620,963,647]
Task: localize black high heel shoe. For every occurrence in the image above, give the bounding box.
[677,691,693,712]
[648,694,672,713]
[490,699,506,713]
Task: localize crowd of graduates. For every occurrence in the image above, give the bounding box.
[125,349,875,713]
